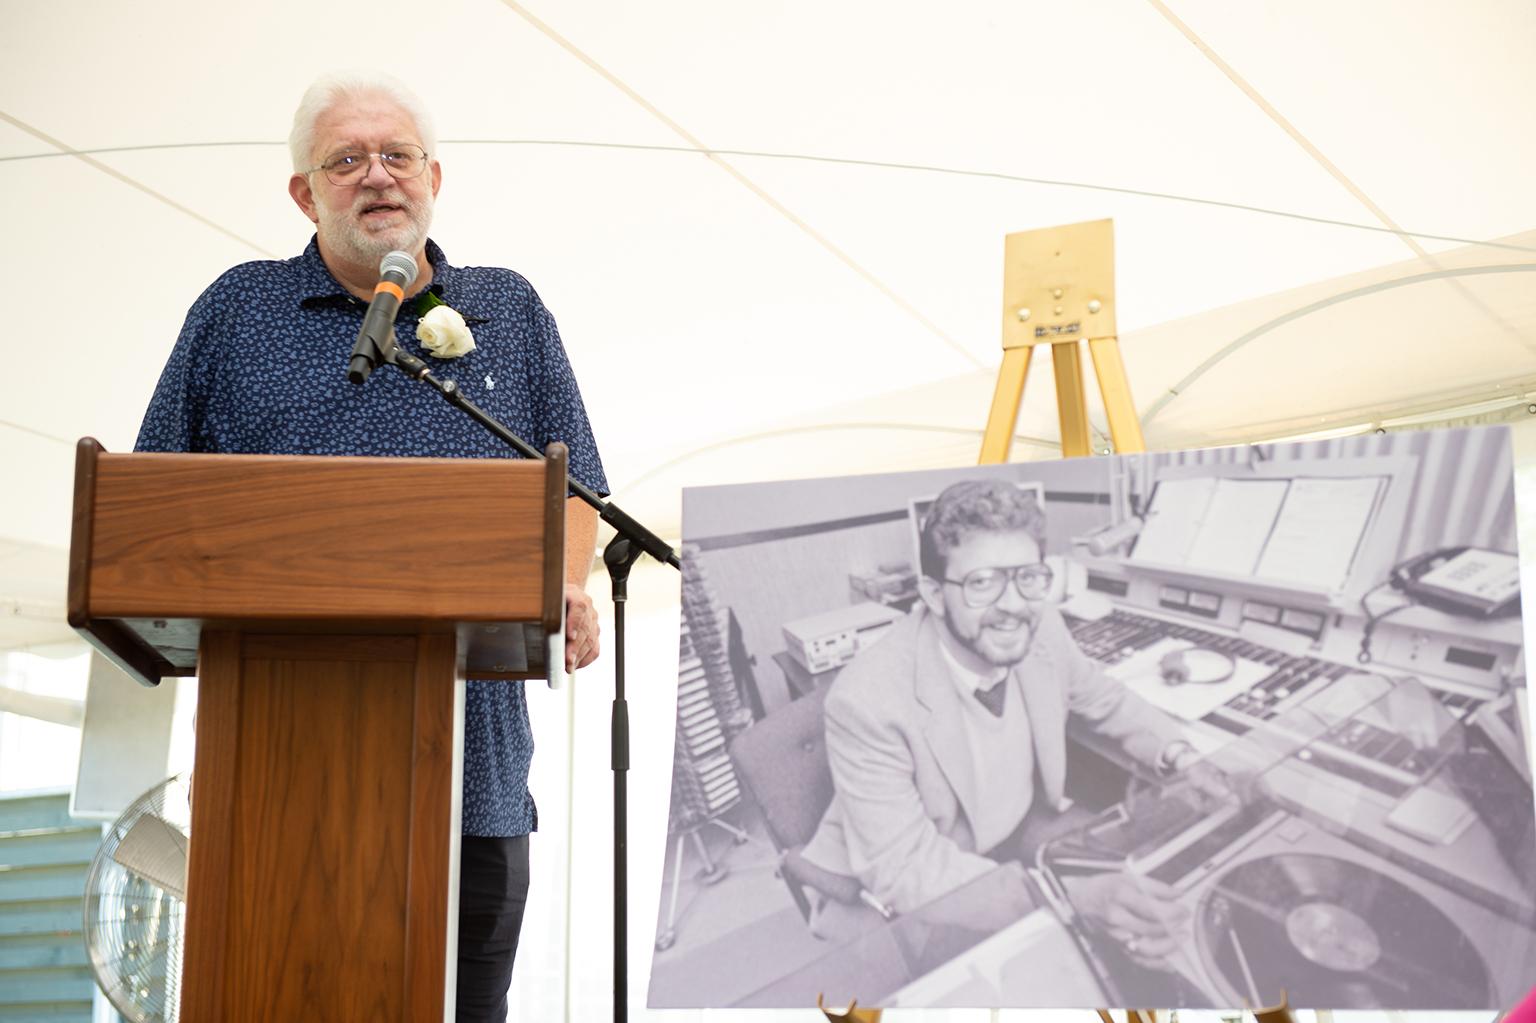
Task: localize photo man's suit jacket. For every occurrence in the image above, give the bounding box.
[801,605,1184,914]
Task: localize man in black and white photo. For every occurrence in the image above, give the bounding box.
[801,478,1206,960]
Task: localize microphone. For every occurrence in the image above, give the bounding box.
[348,250,420,384]
[1085,516,1144,556]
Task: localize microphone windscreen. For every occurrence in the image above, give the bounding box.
[379,250,420,287]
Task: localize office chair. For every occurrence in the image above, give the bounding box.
[727,685,893,938]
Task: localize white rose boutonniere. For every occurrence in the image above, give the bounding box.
[416,303,476,359]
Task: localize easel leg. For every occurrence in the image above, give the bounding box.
[980,347,1034,464]
[817,994,882,1022]
[1087,336,1145,454]
[1250,989,1297,1023]
[1051,341,1093,457]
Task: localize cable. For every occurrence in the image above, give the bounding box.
[1356,580,1414,665]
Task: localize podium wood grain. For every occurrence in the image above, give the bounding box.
[181,631,458,1022]
[87,453,544,622]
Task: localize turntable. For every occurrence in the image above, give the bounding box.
[1198,852,1488,1008]
[1188,827,1518,1009]
[1039,673,1536,1010]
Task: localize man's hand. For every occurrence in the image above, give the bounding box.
[563,497,600,673]
[1062,871,1190,966]
[1181,759,1241,806]
[565,582,600,672]
[1157,741,1241,808]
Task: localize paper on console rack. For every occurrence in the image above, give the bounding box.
[1255,476,1383,590]
[1184,479,1289,574]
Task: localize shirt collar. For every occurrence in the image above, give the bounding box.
[935,633,1008,699]
[295,235,459,309]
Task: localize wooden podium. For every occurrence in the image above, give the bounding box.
[67,439,569,1023]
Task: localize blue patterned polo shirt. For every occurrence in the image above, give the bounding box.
[135,236,608,837]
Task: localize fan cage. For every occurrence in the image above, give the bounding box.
[82,774,191,1023]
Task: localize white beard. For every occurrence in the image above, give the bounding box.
[320,187,433,266]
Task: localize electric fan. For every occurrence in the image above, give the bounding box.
[82,774,191,1023]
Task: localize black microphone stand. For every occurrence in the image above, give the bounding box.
[378,336,678,1023]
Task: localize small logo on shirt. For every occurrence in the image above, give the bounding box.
[484,374,496,390]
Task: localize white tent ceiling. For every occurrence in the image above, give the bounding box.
[3,0,1535,646]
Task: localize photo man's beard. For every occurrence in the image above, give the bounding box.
[947,604,1042,667]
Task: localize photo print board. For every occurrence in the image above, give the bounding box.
[648,425,1536,1012]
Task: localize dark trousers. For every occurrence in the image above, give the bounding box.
[456,835,531,1023]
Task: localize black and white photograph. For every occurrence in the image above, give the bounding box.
[648,424,1536,1011]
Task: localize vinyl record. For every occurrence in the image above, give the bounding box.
[1198,853,1491,1008]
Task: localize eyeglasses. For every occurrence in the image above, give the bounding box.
[943,564,1054,607]
[306,144,429,186]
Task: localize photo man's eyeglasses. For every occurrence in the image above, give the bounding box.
[942,564,1054,607]
[306,144,429,186]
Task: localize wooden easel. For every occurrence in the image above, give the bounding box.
[979,218,1143,463]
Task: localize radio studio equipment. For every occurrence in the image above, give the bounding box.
[1023,443,1536,1010]
[782,602,905,674]
[848,562,919,609]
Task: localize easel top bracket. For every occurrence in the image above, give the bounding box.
[1002,217,1118,348]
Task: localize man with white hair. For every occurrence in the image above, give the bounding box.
[135,72,606,1022]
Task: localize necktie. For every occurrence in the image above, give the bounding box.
[974,678,1007,717]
